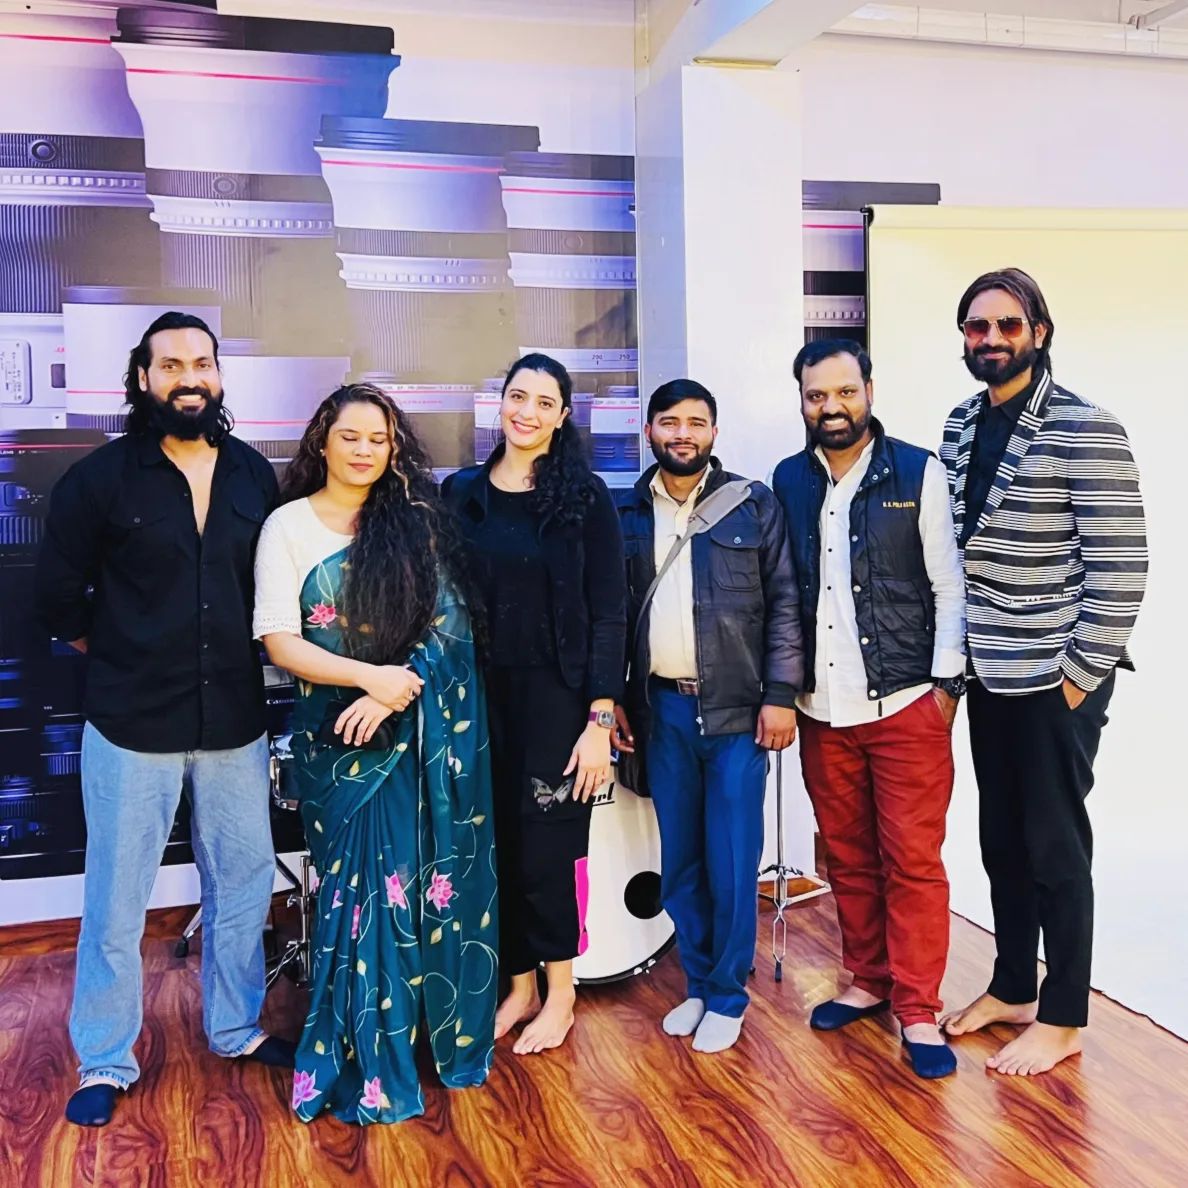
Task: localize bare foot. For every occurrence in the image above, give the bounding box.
[513,990,575,1056]
[986,1022,1082,1075]
[940,993,1038,1036]
[494,984,541,1040]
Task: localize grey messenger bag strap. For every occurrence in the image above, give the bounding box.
[629,478,753,665]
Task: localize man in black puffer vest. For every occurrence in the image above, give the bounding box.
[772,339,966,1079]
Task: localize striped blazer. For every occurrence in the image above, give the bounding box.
[940,371,1147,695]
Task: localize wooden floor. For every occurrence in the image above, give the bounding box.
[1,898,1185,1188]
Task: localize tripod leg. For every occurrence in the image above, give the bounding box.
[175,907,202,958]
[298,855,312,983]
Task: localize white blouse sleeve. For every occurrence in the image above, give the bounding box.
[252,508,303,640]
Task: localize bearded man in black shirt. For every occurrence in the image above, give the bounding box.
[36,312,294,1127]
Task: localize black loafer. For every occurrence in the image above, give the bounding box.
[65,1082,124,1127]
[809,998,892,1031]
[902,1037,958,1079]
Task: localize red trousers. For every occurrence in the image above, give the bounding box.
[798,691,954,1027]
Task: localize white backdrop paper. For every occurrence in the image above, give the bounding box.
[866,204,1188,1038]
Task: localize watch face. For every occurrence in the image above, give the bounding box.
[592,710,614,728]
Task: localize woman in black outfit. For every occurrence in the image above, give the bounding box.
[443,353,627,1055]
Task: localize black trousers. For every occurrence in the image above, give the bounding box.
[485,664,592,977]
[967,671,1114,1027]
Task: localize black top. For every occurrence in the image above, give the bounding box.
[443,456,627,703]
[961,369,1043,545]
[34,432,279,753]
[469,482,557,669]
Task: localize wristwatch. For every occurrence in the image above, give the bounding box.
[589,709,615,729]
[934,676,967,699]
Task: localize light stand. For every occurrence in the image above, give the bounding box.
[758,751,830,981]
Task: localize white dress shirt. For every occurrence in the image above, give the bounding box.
[647,467,710,680]
[797,444,965,728]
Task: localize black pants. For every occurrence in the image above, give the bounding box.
[486,665,592,976]
[967,671,1114,1027]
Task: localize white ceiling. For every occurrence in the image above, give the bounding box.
[863,1,1188,26]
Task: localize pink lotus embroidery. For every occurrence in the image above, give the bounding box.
[425,872,455,912]
[351,905,361,939]
[291,1069,321,1110]
[386,872,408,910]
[332,889,343,909]
[360,1076,384,1111]
[307,602,337,628]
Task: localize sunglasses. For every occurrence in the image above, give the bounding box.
[961,316,1029,340]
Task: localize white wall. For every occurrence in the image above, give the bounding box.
[795,34,1188,208]
[797,35,1188,1037]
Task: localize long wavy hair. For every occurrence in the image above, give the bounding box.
[123,311,234,445]
[496,352,597,530]
[282,383,485,661]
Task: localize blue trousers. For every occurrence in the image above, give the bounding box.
[647,686,767,1018]
[70,724,274,1088]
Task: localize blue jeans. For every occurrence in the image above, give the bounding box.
[647,686,768,1018]
[69,723,275,1088]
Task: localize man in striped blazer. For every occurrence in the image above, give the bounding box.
[938,268,1147,1076]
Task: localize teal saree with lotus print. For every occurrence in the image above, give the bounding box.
[288,546,497,1125]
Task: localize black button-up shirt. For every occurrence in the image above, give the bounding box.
[34,431,278,753]
[960,369,1043,545]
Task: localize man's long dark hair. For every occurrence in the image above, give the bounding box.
[956,267,1055,376]
[282,384,485,662]
[123,311,233,445]
[496,352,597,530]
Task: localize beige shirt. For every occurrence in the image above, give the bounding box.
[647,467,711,680]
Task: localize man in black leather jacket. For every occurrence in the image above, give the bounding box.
[613,379,802,1053]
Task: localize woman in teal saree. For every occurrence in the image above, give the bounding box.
[254,384,497,1124]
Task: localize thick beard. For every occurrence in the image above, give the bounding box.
[147,389,225,442]
[807,407,871,451]
[651,439,712,478]
[964,340,1039,385]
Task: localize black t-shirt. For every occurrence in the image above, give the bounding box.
[471,482,557,668]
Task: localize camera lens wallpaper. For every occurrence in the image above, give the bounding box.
[0,0,640,884]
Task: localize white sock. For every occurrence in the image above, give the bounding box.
[662,997,706,1037]
[692,1011,743,1053]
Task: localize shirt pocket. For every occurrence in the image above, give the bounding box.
[231,494,268,549]
[708,519,761,592]
[233,491,269,526]
[108,503,180,608]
